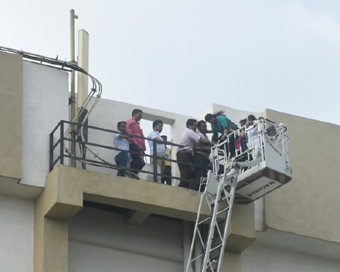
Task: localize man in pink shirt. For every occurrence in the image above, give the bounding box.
[126,109,146,174]
[177,119,210,188]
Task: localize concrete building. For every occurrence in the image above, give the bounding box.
[1,49,340,272]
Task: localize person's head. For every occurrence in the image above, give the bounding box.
[246,115,256,126]
[205,110,224,125]
[132,109,143,121]
[186,119,197,131]
[161,135,167,146]
[117,121,127,133]
[161,135,167,142]
[153,120,163,132]
[204,114,216,124]
[239,119,247,127]
[197,120,207,133]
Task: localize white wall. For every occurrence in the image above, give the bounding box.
[0,195,34,272]
[21,62,69,187]
[68,207,184,272]
[242,229,340,272]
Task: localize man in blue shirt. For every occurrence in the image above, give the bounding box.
[114,121,132,177]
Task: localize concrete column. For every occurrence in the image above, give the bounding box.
[220,251,242,272]
[0,51,23,181]
[34,167,83,272]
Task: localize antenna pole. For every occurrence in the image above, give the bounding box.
[70,9,78,167]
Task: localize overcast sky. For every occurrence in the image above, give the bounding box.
[2,0,340,126]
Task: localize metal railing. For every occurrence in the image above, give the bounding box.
[49,120,209,186]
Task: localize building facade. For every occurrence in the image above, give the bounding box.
[1,50,340,272]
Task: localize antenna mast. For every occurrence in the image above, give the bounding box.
[70,9,78,167]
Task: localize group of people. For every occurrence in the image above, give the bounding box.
[113,108,259,191]
[114,109,172,185]
[176,111,259,190]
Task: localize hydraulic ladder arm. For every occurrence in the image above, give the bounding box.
[186,118,292,272]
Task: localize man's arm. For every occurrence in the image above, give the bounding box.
[152,137,165,143]
[118,133,130,139]
[199,137,211,145]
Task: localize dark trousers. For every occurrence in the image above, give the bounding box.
[219,134,236,159]
[129,143,144,174]
[177,150,192,188]
[115,152,129,177]
[162,165,172,185]
[191,154,208,191]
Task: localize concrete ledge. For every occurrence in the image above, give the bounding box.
[43,166,83,220]
[71,165,211,221]
[34,165,256,272]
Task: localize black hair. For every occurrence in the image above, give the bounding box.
[153,119,163,128]
[117,121,127,128]
[186,119,197,128]
[248,115,257,121]
[240,119,247,125]
[197,120,206,129]
[132,109,143,117]
[161,135,167,138]
[205,110,225,122]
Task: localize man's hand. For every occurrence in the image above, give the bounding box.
[137,144,144,151]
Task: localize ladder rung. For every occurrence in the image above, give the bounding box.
[209,243,222,253]
[190,253,204,262]
[217,206,229,215]
[198,216,211,225]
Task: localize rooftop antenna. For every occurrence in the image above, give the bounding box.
[70,9,78,167]
[77,29,89,169]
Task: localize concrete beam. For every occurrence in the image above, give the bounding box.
[125,210,151,226]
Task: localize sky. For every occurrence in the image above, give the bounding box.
[2,0,340,126]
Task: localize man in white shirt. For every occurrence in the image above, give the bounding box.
[148,120,167,179]
[177,119,210,189]
[246,115,259,160]
[191,120,211,191]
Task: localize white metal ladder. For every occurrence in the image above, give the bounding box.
[186,163,240,272]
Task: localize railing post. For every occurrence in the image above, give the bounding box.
[60,121,64,165]
[153,140,158,183]
[49,130,54,172]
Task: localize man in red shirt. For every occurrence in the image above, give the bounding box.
[126,109,146,174]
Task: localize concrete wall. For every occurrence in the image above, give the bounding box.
[0,51,23,182]
[242,229,340,272]
[0,195,34,272]
[262,110,340,243]
[68,207,183,272]
[21,62,69,187]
